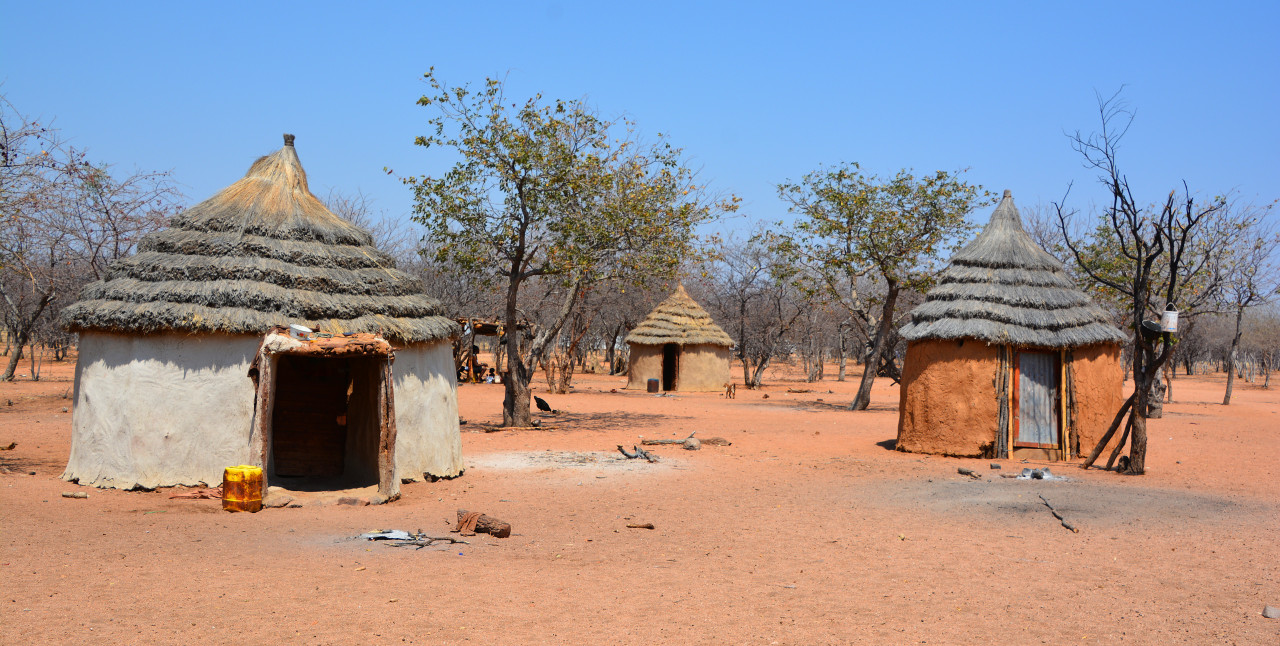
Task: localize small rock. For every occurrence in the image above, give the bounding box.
[957,467,976,476]
[990,463,1001,470]
[1264,605,1279,619]
[60,407,68,413]
[337,497,367,506]
[262,494,294,509]
[61,492,88,499]
[682,437,701,450]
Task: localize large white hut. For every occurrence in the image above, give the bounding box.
[60,135,462,497]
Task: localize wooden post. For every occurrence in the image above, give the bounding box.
[377,356,400,501]
[248,352,275,473]
[995,345,1010,459]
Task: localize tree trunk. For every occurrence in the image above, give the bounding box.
[1223,307,1245,405]
[1147,369,1165,418]
[850,284,899,410]
[501,271,532,427]
[836,332,847,381]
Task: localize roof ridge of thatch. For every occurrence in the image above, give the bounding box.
[625,285,733,347]
[900,190,1125,348]
[60,136,459,344]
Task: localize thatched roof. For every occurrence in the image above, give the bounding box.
[60,135,458,344]
[625,285,733,347]
[900,190,1125,348]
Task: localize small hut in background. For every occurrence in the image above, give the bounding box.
[896,191,1126,461]
[625,285,733,392]
[60,135,462,496]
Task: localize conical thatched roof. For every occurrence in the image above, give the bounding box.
[625,285,733,347]
[899,191,1125,348]
[60,135,458,344]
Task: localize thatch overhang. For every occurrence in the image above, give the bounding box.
[625,285,734,347]
[60,135,459,344]
[899,191,1125,348]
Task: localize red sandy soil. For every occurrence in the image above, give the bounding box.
[2,355,1278,645]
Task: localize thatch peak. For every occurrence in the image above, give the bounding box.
[59,137,459,344]
[949,190,1061,272]
[899,189,1125,348]
[625,285,733,347]
[169,135,372,247]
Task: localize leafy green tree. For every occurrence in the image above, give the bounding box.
[404,70,736,426]
[774,163,989,410]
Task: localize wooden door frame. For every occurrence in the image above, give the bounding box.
[1011,349,1063,450]
[248,333,400,501]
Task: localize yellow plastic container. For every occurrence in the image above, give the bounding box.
[222,465,263,513]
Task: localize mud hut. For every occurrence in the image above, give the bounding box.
[625,285,733,392]
[60,135,462,496]
[896,191,1126,461]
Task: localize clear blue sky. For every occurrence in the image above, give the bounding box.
[4,1,1277,232]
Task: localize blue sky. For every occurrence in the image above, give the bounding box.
[3,1,1277,232]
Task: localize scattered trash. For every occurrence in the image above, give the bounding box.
[360,530,412,541]
[61,492,88,499]
[0,442,16,451]
[359,529,469,549]
[627,523,655,530]
[1018,468,1058,480]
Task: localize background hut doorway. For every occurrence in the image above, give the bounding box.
[662,343,680,391]
[1013,350,1061,452]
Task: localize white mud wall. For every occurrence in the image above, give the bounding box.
[392,341,463,479]
[64,331,260,489]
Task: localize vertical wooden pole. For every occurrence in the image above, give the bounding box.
[1060,349,1070,459]
[995,345,1010,459]
[377,355,400,501]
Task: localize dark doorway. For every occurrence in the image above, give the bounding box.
[662,343,679,391]
[271,355,351,478]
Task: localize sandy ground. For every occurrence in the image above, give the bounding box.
[2,355,1278,645]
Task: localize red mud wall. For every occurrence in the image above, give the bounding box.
[1070,343,1125,455]
[896,339,1000,457]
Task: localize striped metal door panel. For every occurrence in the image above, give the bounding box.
[1017,352,1058,447]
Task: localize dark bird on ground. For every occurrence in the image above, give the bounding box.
[534,396,557,414]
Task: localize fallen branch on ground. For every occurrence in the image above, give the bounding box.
[1039,494,1079,533]
[617,445,659,462]
[641,432,697,445]
[390,536,470,549]
[483,425,559,433]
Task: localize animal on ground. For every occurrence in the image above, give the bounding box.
[725,383,736,399]
[534,396,557,414]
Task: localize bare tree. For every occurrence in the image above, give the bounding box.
[1,95,181,381]
[1218,214,1280,404]
[1054,91,1228,475]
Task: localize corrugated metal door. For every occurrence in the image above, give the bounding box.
[1016,351,1058,447]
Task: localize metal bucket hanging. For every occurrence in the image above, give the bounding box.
[1160,304,1179,333]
